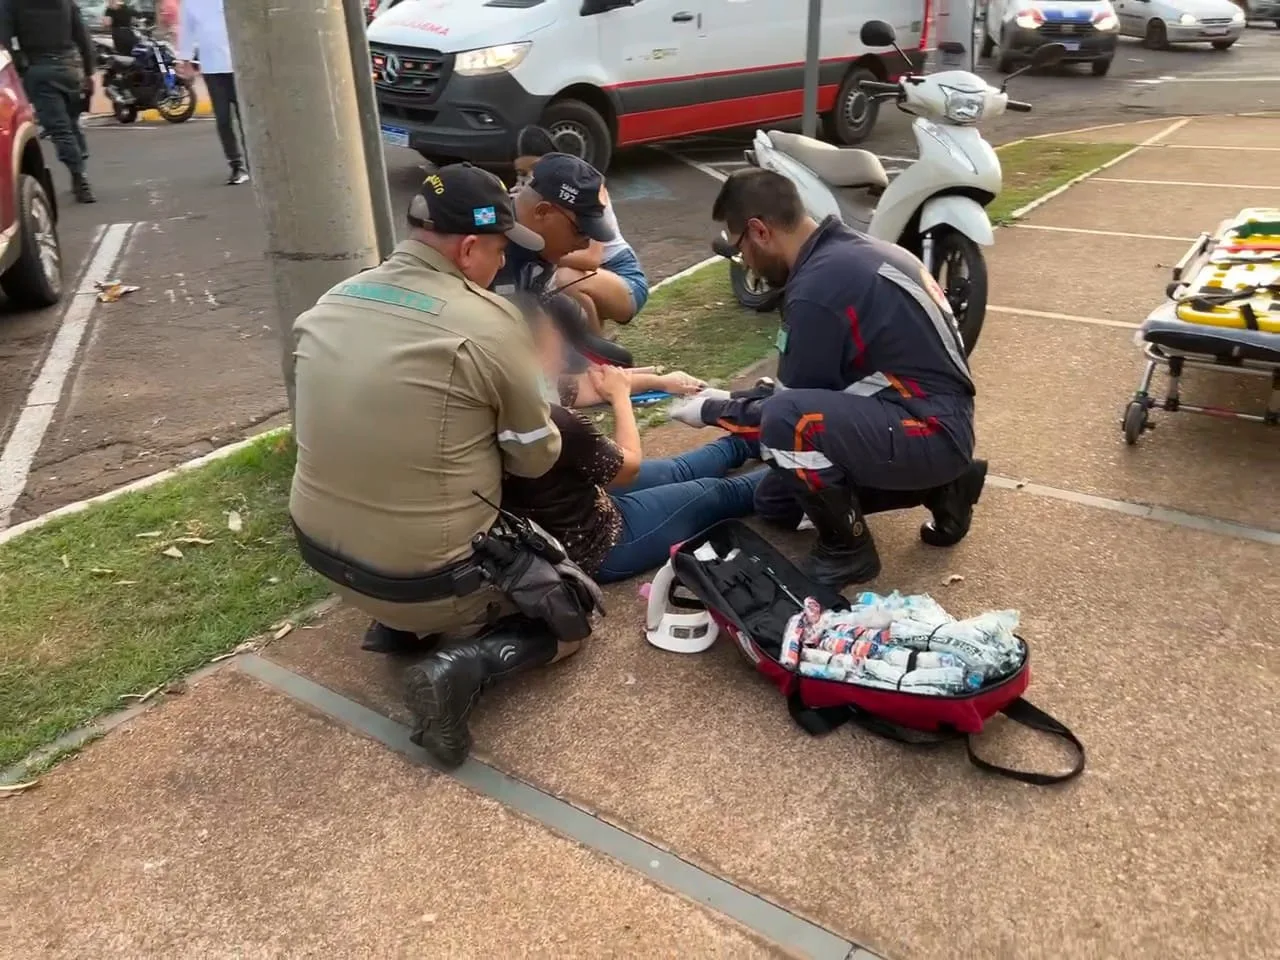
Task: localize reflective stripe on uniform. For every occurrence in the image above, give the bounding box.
[877,262,973,389]
[498,425,555,445]
[760,444,835,470]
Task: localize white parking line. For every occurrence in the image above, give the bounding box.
[987,305,1140,330]
[1134,75,1280,84]
[1006,117,1193,220]
[1093,176,1280,190]
[1010,223,1196,242]
[0,222,136,529]
[1155,143,1280,152]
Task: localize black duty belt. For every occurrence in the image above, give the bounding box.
[292,520,485,604]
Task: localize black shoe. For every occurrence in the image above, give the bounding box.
[72,173,96,203]
[227,164,249,185]
[403,619,559,769]
[795,486,881,588]
[361,621,439,656]
[920,459,988,547]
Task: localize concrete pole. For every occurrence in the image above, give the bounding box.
[801,0,822,138]
[341,0,397,261]
[223,0,380,417]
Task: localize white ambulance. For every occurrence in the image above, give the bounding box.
[367,0,934,170]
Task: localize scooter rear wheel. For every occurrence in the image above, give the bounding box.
[113,103,139,124]
[729,259,784,313]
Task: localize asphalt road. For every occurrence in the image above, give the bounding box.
[1,25,1278,523]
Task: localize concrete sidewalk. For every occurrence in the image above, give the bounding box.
[2,115,1277,960]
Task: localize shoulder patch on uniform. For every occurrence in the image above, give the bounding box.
[333,280,446,315]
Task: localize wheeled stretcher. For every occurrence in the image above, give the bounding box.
[1123,208,1280,444]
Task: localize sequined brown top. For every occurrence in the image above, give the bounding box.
[501,400,625,575]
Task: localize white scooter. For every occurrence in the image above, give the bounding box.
[719,21,1065,355]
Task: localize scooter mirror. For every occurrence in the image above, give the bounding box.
[1030,42,1067,68]
[859,20,896,47]
[711,232,739,259]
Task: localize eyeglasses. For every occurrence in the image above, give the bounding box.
[550,205,590,249]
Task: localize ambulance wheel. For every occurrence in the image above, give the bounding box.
[541,99,613,172]
[730,259,783,313]
[823,66,880,145]
[1122,401,1149,445]
[1211,38,1236,49]
[1091,57,1113,76]
[1144,19,1169,50]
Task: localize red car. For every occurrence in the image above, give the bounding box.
[0,46,63,309]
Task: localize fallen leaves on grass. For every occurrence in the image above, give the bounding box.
[120,684,162,703]
[161,546,184,559]
[135,531,162,539]
[208,638,263,663]
[226,510,243,533]
[0,781,39,796]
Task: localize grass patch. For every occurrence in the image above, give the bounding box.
[615,260,775,383]
[990,139,1133,223]
[0,433,325,770]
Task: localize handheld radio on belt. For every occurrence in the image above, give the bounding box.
[470,491,606,644]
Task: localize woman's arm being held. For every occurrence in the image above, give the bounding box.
[590,366,643,487]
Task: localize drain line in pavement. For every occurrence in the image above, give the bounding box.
[236,653,880,960]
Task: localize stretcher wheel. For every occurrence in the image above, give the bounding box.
[1122,401,1149,445]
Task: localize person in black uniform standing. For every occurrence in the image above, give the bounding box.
[105,0,139,55]
[0,0,96,203]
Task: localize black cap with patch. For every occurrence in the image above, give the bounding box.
[408,163,544,251]
[528,153,614,243]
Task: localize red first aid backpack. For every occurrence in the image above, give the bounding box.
[671,521,1085,786]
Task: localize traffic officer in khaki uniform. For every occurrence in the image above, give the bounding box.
[290,163,572,767]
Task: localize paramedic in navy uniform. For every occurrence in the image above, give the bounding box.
[680,168,988,588]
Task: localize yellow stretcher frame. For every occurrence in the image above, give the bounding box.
[1169,210,1280,333]
[1122,213,1280,445]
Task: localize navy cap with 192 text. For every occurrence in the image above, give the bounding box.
[528,153,615,243]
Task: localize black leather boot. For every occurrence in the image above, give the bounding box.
[361,621,439,656]
[403,619,559,769]
[795,485,881,587]
[72,172,95,203]
[920,459,988,547]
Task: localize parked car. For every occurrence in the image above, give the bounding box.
[0,47,64,309]
[366,0,935,171]
[1236,0,1280,26]
[983,0,1120,75]
[1112,0,1246,48]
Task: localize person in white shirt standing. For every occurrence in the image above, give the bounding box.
[176,0,248,185]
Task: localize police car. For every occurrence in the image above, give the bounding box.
[983,0,1120,75]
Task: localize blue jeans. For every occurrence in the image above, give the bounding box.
[596,437,765,583]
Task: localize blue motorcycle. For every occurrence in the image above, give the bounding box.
[100,26,196,124]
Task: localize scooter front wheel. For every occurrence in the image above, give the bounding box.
[930,227,988,356]
[729,259,784,313]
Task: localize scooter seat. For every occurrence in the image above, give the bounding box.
[766,131,889,189]
[109,54,137,67]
